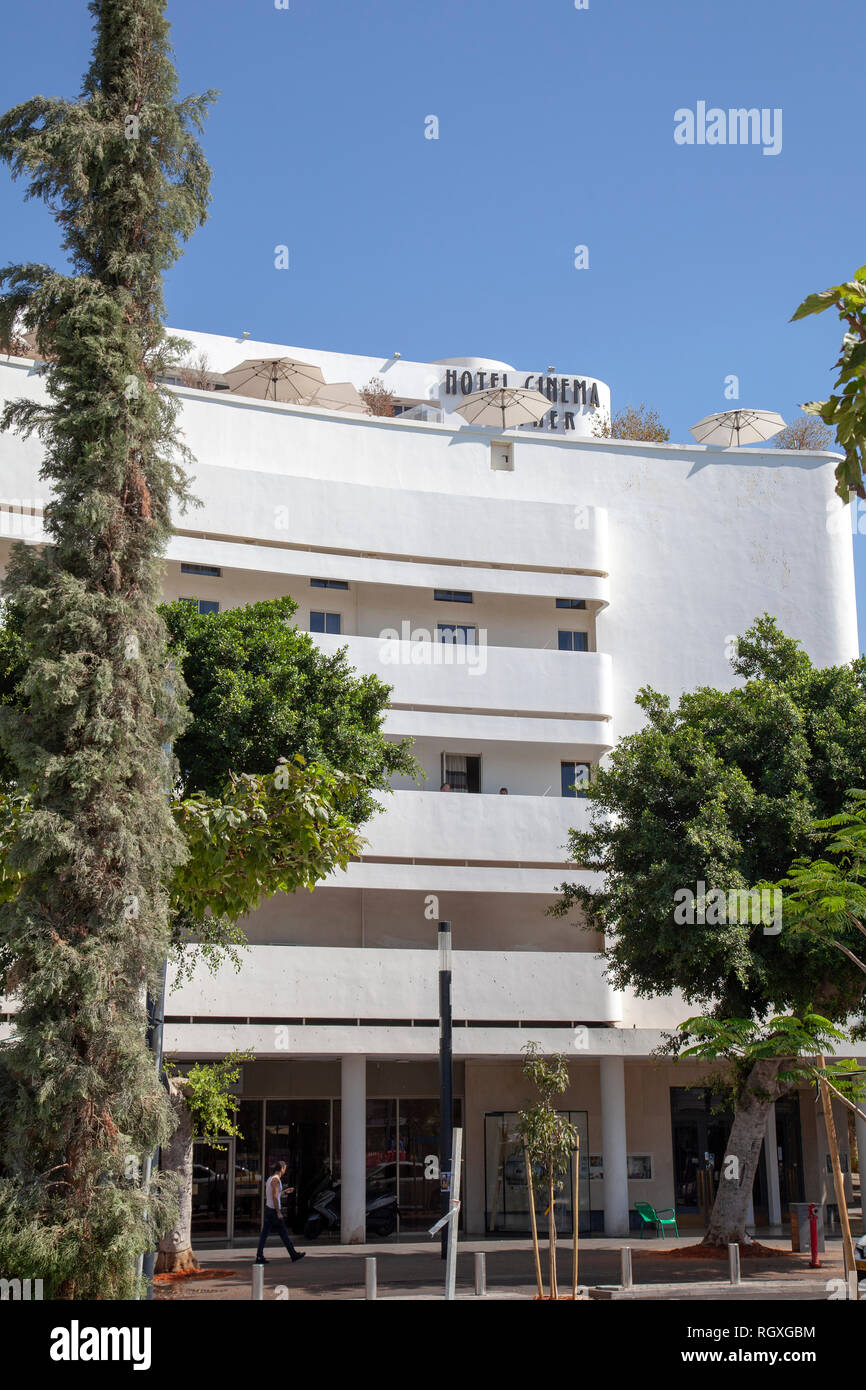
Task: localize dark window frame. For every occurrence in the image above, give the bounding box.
[434,589,473,604]
[310,610,342,635]
[181,562,222,578]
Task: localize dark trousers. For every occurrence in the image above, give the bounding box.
[256,1207,299,1260]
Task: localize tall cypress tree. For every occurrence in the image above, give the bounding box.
[0,1,214,1298]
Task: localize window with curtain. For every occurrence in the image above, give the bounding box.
[442,753,481,793]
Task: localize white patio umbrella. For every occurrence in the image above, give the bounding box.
[689,408,786,447]
[454,386,552,430]
[223,356,326,403]
[302,381,367,413]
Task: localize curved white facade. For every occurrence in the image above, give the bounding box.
[0,334,857,1238]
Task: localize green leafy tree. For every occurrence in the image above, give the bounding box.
[777,793,866,989]
[792,264,866,499]
[671,1013,863,1246]
[553,616,866,1245]
[161,596,417,818]
[517,1044,579,1299]
[0,0,216,1299]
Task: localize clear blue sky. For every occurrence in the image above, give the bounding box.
[2,0,865,648]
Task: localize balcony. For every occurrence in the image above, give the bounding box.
[358,788,590,864]
[313,633,613,721]
[166,945,620,1029]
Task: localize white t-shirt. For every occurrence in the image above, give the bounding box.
[266,1175,282,1210]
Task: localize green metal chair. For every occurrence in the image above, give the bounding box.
[634,1201,679,1238]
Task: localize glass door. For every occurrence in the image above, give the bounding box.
[233,1099,264,1240]
[191,1138,233,1243]
[775,1097,805,1211]
[265,1099,333,1233]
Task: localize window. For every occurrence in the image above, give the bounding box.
[180,597,220,615]
[434,589,473,603]
[310,611,341,634]
[442,753,481,793]
[438,623,475,645]
[561,762,590,798]
[490,442,513,471]
[181,562,222,578]
[555,598,586,609]
[558,630,589,652]
[311,578,349,590]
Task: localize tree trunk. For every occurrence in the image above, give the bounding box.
[155,1078,199,1275]
[703,1059,781,1248]
[548,1160,558,1299]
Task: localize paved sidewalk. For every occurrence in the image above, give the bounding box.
[153,1234,849,1301]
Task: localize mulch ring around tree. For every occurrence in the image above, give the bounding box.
[154,1269,237,1283]
[636,1242,790,1260]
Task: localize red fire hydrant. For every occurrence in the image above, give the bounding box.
[808,1203,820,1268]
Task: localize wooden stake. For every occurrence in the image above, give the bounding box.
[572,1135,580,1300]
[548,1160,558,1300]
[818,1055,857,1296]
[524,1145,544,1299]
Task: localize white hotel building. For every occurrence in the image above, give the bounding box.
[0,332,861,1245]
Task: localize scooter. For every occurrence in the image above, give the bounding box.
[303,1170,399,1239]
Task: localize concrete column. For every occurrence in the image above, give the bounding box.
[341,1054,366,1244]
[764,1104,782,1227]
[600,1056,629,1237]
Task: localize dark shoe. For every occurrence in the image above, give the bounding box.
[291,1251,306,1263]
[255,1258,268,1265]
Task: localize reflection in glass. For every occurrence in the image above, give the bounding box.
[190,1141,230,1240]
[265,1099,333,1232]
[485,1111,589,1234]
[233,1099,263,1237]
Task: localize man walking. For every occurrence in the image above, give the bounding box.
[255,1160,306,1264]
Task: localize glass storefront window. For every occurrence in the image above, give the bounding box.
[484,1111,589,1234]
[266,1099,333,1233]
[190,1141,231,1241]
[233,1099,263,1237]
[333,1096,463,1236]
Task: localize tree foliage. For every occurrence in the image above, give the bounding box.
[773,414,834,452]
[0,0,216,1299]
[792,264,866,500]
[161,596,416,819]
[592,402,670,442]
[553,615,866,1021]
[171,757,364,921]
[173,1051,253,1146]
[777,792,866,994]
[360,376,396,417]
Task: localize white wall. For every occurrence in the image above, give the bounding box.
[0,346,858,1057]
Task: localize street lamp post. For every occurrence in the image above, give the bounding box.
[438,921,453,1260]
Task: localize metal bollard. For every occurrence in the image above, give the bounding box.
[728,1243,741,1286]
[620,1246,633,1290]
[251,1263,264,1301]
[365,1256,377,1300]
[474,1251,487,1296]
